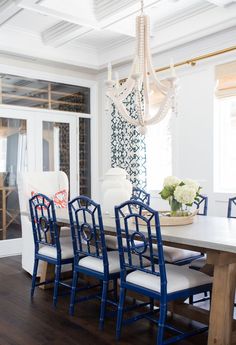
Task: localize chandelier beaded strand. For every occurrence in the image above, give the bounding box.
[106,0,177,135]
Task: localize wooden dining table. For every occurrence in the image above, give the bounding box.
[43,209,236,345]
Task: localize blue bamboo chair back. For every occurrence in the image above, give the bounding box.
[227,197,236,218]
[29,193,60,254]
[115,200,167,294]
[68,196,109,274]
[131,187,150,206]
[194,194,208,216]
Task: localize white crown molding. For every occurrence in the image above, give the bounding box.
[206,0,236,6]
[152,2,215,31]
[0,24,99,69]
[18,0,100,29]
[42,21,85,47]
[99,2,216,53]
[0,0,22,26]
[94,0,139,20]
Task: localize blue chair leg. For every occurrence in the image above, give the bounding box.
[53,264,61,308]
[189,295,194,304]
[69,269,78,316]
[31,258,39,298]
[99,280,109,330]
[150,297,154,312]
[116,287,126,340]
[157,303,167,345]
[113,278,118,302]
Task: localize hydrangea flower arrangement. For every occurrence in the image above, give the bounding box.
[160,176,201,216]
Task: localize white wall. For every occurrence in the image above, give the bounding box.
[98,33,236,217]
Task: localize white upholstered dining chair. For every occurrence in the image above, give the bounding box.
[17,171,71,275]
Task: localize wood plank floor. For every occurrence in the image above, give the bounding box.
[0,256,209,345]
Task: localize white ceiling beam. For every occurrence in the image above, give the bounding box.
[42,22,93,47]
[0,0,23,26]
[206,0,236,6]
[17,0,100,29]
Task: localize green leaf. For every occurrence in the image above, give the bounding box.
[159,186,173,200]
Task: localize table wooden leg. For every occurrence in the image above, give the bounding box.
[208,262,236,345]
[39,261,55,290]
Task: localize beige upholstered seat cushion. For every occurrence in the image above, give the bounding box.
[126,264,212,294]
[105,235,141,250]
[106,236,200,263]
[189,255,207,269]
[37,236,95,260]
[60,226,71,238]
[38,240,74,260]
[162,246,201,263]
[79,251,150,274]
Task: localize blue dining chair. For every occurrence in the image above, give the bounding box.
[115,200,212,345]
[131,186,150,205]
[68,196,121,330]
[131,188,202,265]
[29,193,74,307]
[106,186,150,250]
[227,196,236,218]
[194,194,208,216]
[143,192,205,266]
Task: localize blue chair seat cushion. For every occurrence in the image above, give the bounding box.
[78,251,150,274]
[126,264,212,294]
[189,255,207,270]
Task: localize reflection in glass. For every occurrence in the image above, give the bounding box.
[42,121,70,183]
[0,117,27,240]
[0,74,90,114]
[79,118,91,197]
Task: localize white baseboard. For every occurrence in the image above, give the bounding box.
[0,238,22,258]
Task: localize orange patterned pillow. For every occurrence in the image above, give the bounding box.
[53,189,67,208]
[31,189,67,208]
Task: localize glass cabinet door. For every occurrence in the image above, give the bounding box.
[42,121,70,180]
[40,116,77,198]
[0,117,27,240]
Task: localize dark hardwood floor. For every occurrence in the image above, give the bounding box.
[0,256,209,345]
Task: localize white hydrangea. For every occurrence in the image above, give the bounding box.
[163,176,180,187]
[174,185,196,205]
[183,178,200,192]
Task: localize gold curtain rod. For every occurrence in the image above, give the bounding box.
[155,45,236,73]
[119,45,236,83]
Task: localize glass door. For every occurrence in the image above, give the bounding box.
[0,109,33,247]
[0,108,78,258]
[0,117,27,240]
[35,113,77,198]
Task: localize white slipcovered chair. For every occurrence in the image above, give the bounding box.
[17,171,71,275]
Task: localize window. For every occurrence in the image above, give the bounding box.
[214,96,236,192]
[214,61,236,192]
[146,112,172,191]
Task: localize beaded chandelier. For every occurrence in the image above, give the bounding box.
[106,0,177,135]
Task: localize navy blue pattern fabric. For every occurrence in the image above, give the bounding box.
[110,92,147,189]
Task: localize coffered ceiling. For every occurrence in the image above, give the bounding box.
[0,0,235,70]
